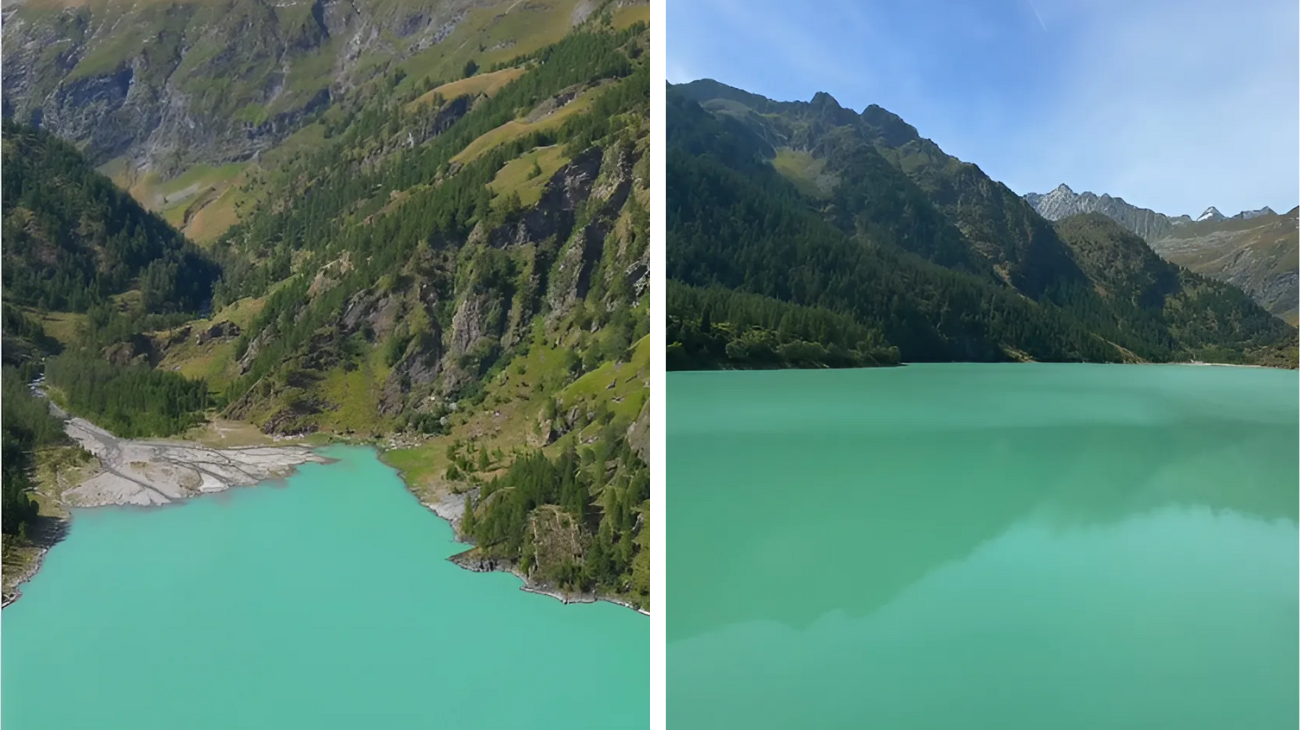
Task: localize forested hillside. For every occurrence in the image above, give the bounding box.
[2,4,651,609]
[2,121,217,313]
[1025,185,1298,324]
[666,81,1297,369]
[2,123,218,437]
[209,15,652,605]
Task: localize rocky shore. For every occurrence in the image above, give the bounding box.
[438,505,649,616]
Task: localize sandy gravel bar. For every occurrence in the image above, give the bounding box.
[63,417,326,507]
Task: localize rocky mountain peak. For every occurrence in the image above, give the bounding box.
[1197,206,1225,222]
[810,91,842,109]
[859,103,921,147]
[1233,206,1277,220]
[1025,183,1175,243]
[806,90,861,128]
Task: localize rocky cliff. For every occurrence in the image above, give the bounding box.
[1,0,580,175]
[1024,184,1181,242]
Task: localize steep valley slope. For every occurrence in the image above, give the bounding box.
[3,4,651,610]
[3,0,648,245]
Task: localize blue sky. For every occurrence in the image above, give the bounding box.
[667,0,1299,218]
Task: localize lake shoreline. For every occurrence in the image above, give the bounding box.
[2,413,326,609]
[447,546,650,615]
[420,487,650,615]
[2,545,52,610]
[667,358,1296,374]
[377,448,649,616]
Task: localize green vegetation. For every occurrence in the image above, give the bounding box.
[668,283,900,370]
[666,81,1296,368]
[408,67,527,111]
[2,121,219,314]
[488,146,569,209]
[2,120,220,440]
[46,353,209,438]
[3,9,652,608]
[771,148,837,199]
[2,367,65,537]
[460,440,648,605]
[2,303,63,370]
[214,16,649,600]
[397,0,585,91]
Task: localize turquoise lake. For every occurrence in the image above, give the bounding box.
[667,364,1298,729]
[2,445,647,728]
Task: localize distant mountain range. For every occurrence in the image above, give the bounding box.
[1024,185,1297,323]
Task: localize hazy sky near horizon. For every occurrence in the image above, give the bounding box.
[667,0,1299,218]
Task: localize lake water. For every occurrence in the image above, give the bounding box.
[667,364,1298,729]
[2,445,647,729]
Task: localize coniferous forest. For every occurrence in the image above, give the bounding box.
[665,81,1298,369]
[2,366,65,536]
[2,120,218,314]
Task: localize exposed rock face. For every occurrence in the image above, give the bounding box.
[1235,207,1276,221]
[547,222,607,318]
[1149,207,1299,323]
[1196,206,1225,223]
[441,291,504,395]
[237,329,272,374]
[1025,184,1179,242]
[101,334,156,367]
[478,146,603,250]
[221,117,647,433]
[543,142,645,321]
[342,290,401,342]
[196,321,241,345]
[625,403,648,463]
[1,0,479,172]
[1025,186,1298,323]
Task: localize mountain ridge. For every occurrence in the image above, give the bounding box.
[667,78,1297,369]
[1023,182,1298,323]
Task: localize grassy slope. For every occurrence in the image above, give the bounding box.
[156,296,267,387]
[395,0,582,94]
[771,147,836,199]
[488,145,569,209]
[34,0,591,244]
[452,89,596,164]
[18,308,86,346]
[1153,211,1299,322]
[610,4,649,29]
[407,67,526,111]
